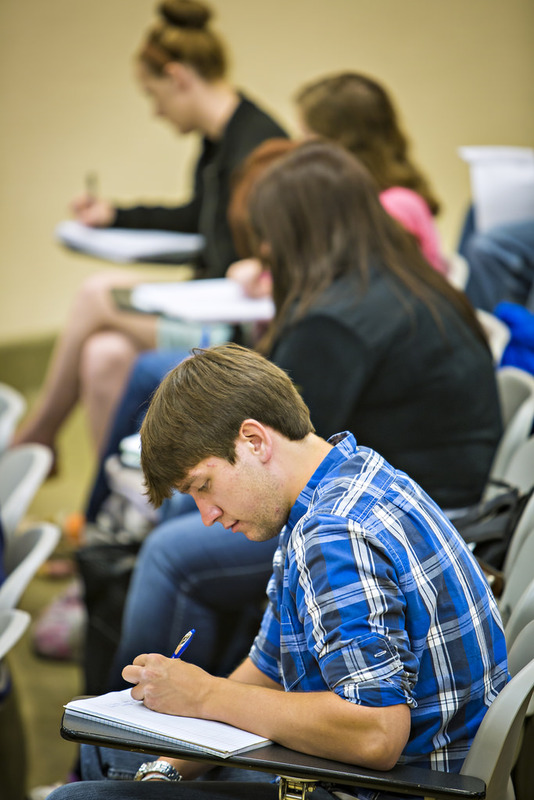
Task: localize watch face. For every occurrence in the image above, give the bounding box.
[135,761,182,782]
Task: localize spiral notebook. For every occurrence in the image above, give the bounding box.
[64,689,271,758]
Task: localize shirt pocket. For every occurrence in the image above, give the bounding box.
[279,604,307,691]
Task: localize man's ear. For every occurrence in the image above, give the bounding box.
[239,419,272,462]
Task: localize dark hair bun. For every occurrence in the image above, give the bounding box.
[158,0,212,29]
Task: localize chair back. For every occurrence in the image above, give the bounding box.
[447,252,470,291]
[0,523,60,611]
[460,651,534,800]
[500,435,534,494]
[500,525,534,626]
[489,394,534,486]
[496,366,534,427]
[502,493,534,577]
[505,579,534,653]
[0,609,30,661]
[0,384,26,454]
[507,620,534,679]
[0,444,52,539]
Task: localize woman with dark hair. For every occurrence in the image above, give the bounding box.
[248,140,498,506]
[294,72,447,277]
[295,72,440,213]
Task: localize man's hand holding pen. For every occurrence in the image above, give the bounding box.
[123,652,216,719]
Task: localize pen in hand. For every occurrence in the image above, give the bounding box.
[85,171,99,199]
[172,628,196,659]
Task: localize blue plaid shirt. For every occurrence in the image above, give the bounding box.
[249,432,508,787]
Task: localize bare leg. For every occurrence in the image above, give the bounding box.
[12,270,158,453]
[79,331,143,453]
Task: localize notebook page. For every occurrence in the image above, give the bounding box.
[65,690,270,756]
[55,221,204,263]
[131,279,275,323]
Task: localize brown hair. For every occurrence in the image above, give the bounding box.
[247,140,487,352]
[228,138,300,258]
[295,72,441,215]
[138,0,227,80]
[140,343,314,507]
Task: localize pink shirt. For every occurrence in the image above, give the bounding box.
[380,186,447,275]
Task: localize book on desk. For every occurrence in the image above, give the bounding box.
[64,689,270,758]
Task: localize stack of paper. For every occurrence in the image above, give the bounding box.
[56,220,205,264]
[64,689,271,757]
[131,278,275,324]
[458,146,534,232]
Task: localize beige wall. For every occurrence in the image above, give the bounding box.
[1,0,533,343]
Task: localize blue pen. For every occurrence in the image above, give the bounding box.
[172,628,196,659]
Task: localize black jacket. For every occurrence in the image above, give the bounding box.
[271,270,503,509]
[113,94,287,278]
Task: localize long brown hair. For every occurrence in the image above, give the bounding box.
[247,140,486,351]
[228,138,300,258]
[295,72,441,215]
[138,0,227,80]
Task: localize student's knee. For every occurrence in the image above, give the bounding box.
[79,270,133,301]
[80,332,137,394]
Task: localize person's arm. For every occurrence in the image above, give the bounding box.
[131,657,282,781]
[68,192,202,232]
[112,197,202,233]
[122,655,410,770]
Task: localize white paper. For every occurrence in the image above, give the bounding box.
[131,278,275,323]
[458,146,534,232]
[65,689,270,757]
[55,220,205,263]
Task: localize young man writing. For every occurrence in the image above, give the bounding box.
[49,343,508,800]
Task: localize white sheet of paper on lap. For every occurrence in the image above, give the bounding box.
[131,278,275,323]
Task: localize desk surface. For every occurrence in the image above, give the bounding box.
[61,714,485,800]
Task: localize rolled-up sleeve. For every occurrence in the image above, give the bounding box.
[291,515,420,706]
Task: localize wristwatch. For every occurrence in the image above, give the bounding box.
[134,760,183,782]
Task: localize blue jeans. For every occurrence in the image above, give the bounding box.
[107,511,278,688]
[47,741,288,799]
[464,220,534,313]
[47,784,285,799]
[85,349,189,523]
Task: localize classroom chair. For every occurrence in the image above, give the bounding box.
[0,443,53,539]
[487,367,534,491]
[0,522,61,611]
[0,382,26,453]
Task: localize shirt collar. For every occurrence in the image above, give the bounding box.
[285,432,357,534]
